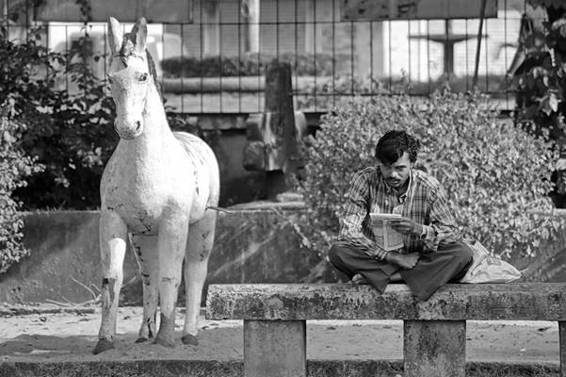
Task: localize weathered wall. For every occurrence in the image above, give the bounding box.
[0,208,323,305]
[0,211,120,304]
[0,209,564,305]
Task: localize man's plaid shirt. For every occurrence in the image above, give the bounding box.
[337,167,460,260]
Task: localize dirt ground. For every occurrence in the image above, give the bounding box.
[0,305,559,366]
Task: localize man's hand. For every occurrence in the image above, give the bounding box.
[386,252,420,269]
[389,217,422,236]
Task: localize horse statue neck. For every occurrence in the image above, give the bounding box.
[143,80,168,134]
[117,77,172,161]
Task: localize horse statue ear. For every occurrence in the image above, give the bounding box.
[108,17,123,54]
[133,17,148,55]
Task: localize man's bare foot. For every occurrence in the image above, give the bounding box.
[351,273,369,285]
[351,273,403,285]
[390,272,403,282]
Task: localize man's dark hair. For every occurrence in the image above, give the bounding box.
[375,130,420,164]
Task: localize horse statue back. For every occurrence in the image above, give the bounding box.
[93,17,220,354]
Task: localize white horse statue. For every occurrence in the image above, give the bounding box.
[93,17,220,354]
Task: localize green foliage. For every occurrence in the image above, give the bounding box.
[513,15,566,141]
[161,52,349,78]
[293,91,565,259]
[0,100,44,274]
[510,12,566,207]
[0,29,118,209]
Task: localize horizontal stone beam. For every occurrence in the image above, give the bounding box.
[162,76,333,94]
[206,283,566,321]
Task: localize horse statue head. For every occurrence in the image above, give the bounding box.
[107,17,159,140]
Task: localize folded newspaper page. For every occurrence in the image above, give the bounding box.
[369,213,404,251]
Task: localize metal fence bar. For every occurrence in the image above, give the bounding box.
[332,0,336,108]
[369,19,374,99]
[313,0,318,110]
[237,0,242,113]
[504,0,509,108]
[199,0,204,113]
[465,19,470,91]
[219,2,223,113]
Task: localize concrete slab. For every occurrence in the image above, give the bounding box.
[206,283,566,320]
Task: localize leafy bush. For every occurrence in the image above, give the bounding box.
[509,12,566,207]
[161,52,349,78]
[512,13,566,139]
[293,91,565,260]
[0,29,119,210]
[0,100,44,274]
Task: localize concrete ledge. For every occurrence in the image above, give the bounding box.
[0,210,321,305]
[206,283,566,321]
[0,360,558,377]
[3,210,566,305]
[162,76,334,94]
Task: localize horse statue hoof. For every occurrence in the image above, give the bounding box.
[181,334,198,346]
[135,337,149,343]
[153,335,176,348]
[93,338,115,354]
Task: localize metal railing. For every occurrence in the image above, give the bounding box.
[2,0,536,114]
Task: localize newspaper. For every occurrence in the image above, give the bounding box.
[369,213,404,251]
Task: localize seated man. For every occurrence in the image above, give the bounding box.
[328,130,473,301]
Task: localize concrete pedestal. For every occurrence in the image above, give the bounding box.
[243,320,306,377]
[560,321,566,377]
[403,320,466,377]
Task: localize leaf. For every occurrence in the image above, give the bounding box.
[540,96,554,116]
[549,92,559,113]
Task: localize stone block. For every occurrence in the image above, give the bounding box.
[244,320,306,377]
[561,321,566,377]
[404,320,465,377]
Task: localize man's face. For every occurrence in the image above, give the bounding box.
[378,152,412,189]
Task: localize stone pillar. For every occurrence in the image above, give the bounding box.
[240,0,260,53]
[560,321,566,377]
[264,61,299,174]
[242,60,301,199]
[404,320,466,377]
[244,320,306,377]
[202,0,220,56]
[248,0,260,53]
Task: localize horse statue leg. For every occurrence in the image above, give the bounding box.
[130,234,159,343]
[93,211,128,354]
[154,213,190,347]
[182,209,217,345]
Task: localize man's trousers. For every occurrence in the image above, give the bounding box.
[328,241,473,301]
